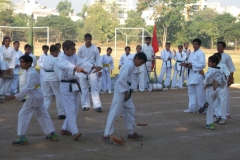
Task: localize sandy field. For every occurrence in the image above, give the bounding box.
[0,85,240,160]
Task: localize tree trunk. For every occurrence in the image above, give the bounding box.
[235,39,237,50]
[211,36,214,49]
[162,25,167,47]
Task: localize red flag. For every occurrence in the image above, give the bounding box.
[151,24,159,70]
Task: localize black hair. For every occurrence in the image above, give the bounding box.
[217,41,226,48]
[2,36,11,45]
[178,45,183,48]
[50,45,59,53]
[97,47,101,53]
[145,36,151,41]
[55,43,61,48]
[106,47,112,51]
[166,42,171,46]
[136,45,142,49]
[62,40,75,50]
[84,33,92,39]
[213,53,221,60]
[19,55,33,67]
[125,46,131,50]
[24,44,32,50]
[13,41,20,45]
[208,55,219,65]
[192,38,201,45]
[134,52,147,63]
[42,45,49,50]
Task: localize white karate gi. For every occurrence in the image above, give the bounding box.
[0,59,6,70]
[186,49,206,112]
[104,60,136,136]
[141,44,154,90]
[77,45,102,109]
[119,53,134,67]
[38,53,48,86]
[132,53,143,91]
[171,51,186,88]
[19,53,37,92]
[97,55,103,92]
[183,48,191,82]
[0,45,15,96]
[219,52,236,116]
[58,53,93,135]
[11,49,23,94]
[204,67,225,125]
[42,55,65,116]
[158,49,174,86]
[213,63,230,120]
[102,54,114,92]
[15,67,55,136]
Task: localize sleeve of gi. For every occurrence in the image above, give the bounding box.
[192,51,205,72]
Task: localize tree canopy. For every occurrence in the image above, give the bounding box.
[56,0,74,16]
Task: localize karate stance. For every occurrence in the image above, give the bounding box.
[102,52,147,143]
[5,55,58,145]
[77,33,103,112]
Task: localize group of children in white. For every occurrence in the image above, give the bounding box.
[0,32,236,145]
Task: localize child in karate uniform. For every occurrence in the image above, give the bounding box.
[118,46,134,69]
[102,52,147,143]
[199,55,226,130]
[58,40,101,140]
[212,53,230,125]
[171,45,186,89]
[42,45,66,120]
[5,55,58,145]
[97,47,103,92]
[132,45,142,91]
[102,47,114,94]
[38,45,49,86]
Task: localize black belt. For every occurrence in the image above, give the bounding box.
[165,59,172,68]
[61,79,82,93]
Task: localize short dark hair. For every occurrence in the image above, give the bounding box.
[24,44,32,49]
[19,55,33,66]
[145,36,151,41]
[84,33,92,39]
[107,47,112,51]
[166,42,171,46]
[192,38,201,45]
[2,36,11,45]
[125,46,131,50]
[136,45,142,49]
[62,40,75,50]
[178,45,183,48]
[13,41,19,45]
[50,45,59,53]
[42,45,49,50]
[55,43,61,48]
[217,41,226,48]
[213,53,221,60]
[134,52,147,63]
[208,55,219,65]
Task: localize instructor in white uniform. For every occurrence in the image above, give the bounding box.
[77,33,103,112]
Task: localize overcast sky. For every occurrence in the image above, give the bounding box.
[13,0,240,14]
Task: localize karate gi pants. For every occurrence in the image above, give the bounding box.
[60,83,80,135]
[19,70,26,92]
[214,84,227,119]
[144,62,152,88]
[158,67,172,86]
[206,86,218,125]
[132,73,139,90]
[11,74,19,94]
[104,85,136,136]
[97,76,102,92]
[102,70,111,92]
[18,104,55,136]
[79,72,102,109]
[42,81,65,116]
[226,87,230,116]
[0,78,12,96]
[138,71,145,91]
[187,84,205,112]
[171,70,184,88]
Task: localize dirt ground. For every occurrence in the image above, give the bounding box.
[0,86,240,160]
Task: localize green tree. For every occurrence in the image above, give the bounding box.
[0,9,13,26]
[12,14,30,27]
[77,4,88,19]
[84,4,119,43]
[35,15,77,42]
[224,22,240,50]
[56,0,74,16]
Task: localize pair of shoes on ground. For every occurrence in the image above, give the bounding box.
[60,130,81,140]
[214,117,226,125]
[206,124,215,130]
[102,132,144,144]
[12,134,58,145]
[82,107,102,112]
[58,115,66,119]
